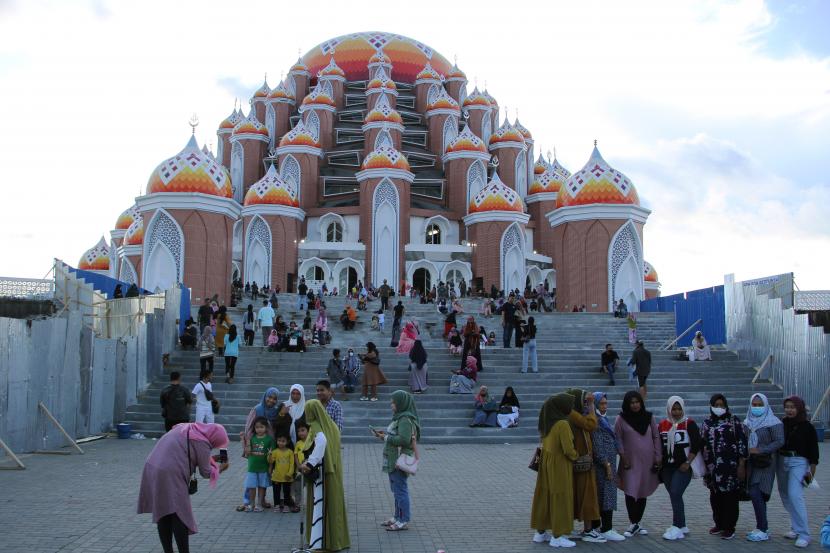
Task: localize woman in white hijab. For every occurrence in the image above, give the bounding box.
[287,384,306,444]
[744,393,784,542]
[688,331,712,361]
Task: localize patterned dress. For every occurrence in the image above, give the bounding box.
[700,415,749,492]
[591,427,619,512]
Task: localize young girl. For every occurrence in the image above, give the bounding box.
[343,349,361,397]
[224,324,239,384]
[246,417,275,512]
[243,304,256,346]
[268,435,295,513]
[292,423,309,513]
[448,328,462,355]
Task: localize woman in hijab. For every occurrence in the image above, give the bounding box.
[199,325,215,373]
[589,392,625,541]
[287,384,307,445]
[359,342,387,402]
[689,331,712,361]
[614,390,661,538]
[657,396,702,541]
[408,339,428,394]
[373,390,421,532]
[449,355,478,394]
[777,395,819,547]
[700,393,748,540]
[244,388,280,442]
[497,386,520,428]
[315,307,328,346]
[138,423,229,553]
[744,393,784,542]
[460,316,484,372]
[299,400,350,551]
[531,393,579,548]
[396,319,420,354]
[565,388,601,542]
[266,328,279,351]
[470,385,498,427]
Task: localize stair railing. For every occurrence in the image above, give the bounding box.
[751,353,774,384]
[659,319,702,351]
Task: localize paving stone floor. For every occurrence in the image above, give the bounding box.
[1,438,829,552]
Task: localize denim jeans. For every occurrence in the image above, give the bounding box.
[297,295,306,311]
[604,362,617,384]
[778,455,810,540]
[388,469,411,523]
[502,324,513,348]
[661,465,692,528]
[748,483,768,532]
[521,339,538,372]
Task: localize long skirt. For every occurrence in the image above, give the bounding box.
[449,374,474,394]
[461,341,483,371]
[497,407,520,428]
[390,318,402,347]
[472,409,498,427]
[409,362,428,392]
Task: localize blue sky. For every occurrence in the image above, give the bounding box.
[0,0,827,294]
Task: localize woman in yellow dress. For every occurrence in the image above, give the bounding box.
[531,393,579,548]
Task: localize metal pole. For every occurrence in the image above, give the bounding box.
[0,436,25,469]
[38,402,84,454]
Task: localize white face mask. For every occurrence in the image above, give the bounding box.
[711,407,727,417]
[348,352,353,356]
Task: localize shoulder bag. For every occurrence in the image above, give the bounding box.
[528,447,542,472]
[395,435,420,475]
[186,429,198,495]
[573,429,593,472]
[200,382,220,414]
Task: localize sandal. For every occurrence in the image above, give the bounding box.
[380,518,397,527]
[253,506,263,513]
[291,505,301,513]
[244,505,253,512]
[236,505,247,512]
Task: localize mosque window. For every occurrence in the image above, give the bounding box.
[425,223,441,245]
[306,266,325,280]
[326,221,343,243]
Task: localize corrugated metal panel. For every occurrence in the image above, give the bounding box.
[640,288,726,345]
[795,291,830,311]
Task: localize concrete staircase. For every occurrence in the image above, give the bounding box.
[122,294,784,443]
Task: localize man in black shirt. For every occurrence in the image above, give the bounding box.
[160,371,192,432]
[628,341,652,400]
[379,279,391,310]
[499,295,517,348]
[197,298,212,333]
[601,343,620,385]
[297,277,308,311]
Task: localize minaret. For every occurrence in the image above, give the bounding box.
[230,108,270,201]
[444,61,467,105]
[276,119,323,210]
[414,62,443,114]
[461,87,492,144]
[488,115,527,191]
[316,57,347,110]
[425,87,460,157]
[362,91,404,156]
[111,205,140,281]
[120,215,144,285]
[288,57,311,105]
[299,81,336,151]
[442,125,491,216]
[250,77,270,124]
[365,65,398,111]
[526,153,570,261]
[216,104,243,170]
[265,80,296,149]
[514,117,534,197]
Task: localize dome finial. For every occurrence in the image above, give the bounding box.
[189,113,199,135]
[594,139,597,147]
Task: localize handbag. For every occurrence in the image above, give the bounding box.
[186,429,198,495]
[498,405,514,415]
[573,430,593,472]
[289,337,298,347]
[529,447,541,472]
[200,382,220,414]
[395,435,420,475]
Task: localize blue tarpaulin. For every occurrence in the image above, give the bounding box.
[640,285,726,346]
[178,284,191,335]
[66,266,151,299]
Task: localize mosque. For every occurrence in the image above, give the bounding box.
[78,31,662,311]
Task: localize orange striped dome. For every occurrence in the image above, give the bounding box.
[124,216,144,246]
[489,119,525,147]
[301,82,336,107]
[446,63,466,81]
[361,146,410,171]
[469,173,523,214]
[268,80,294,100]
[416,62,443,82]
[514,118,532,140]
[427,87,459,112]
[318,57,346,78]
[244,165,299,207]
[445,125,487,154]
[301,32,452,83]
[146,135,233,197]
[462,87,490,108]
[78,237,110,271]
[367,68,397,91]
[278,120,320,148]
[533,153,549,176]
[289,57,309,73]
[556,146,640,208]
[219,107,243,130]
[115,204,139,230]
[364,92,402,124]
[232,110,269,138]
[528,159,570,195]
[252,78,270,99]
[644,261,658,282]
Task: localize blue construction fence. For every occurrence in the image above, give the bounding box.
[66,266,152,299]
[640,285,726,346]
[178,284,191,336]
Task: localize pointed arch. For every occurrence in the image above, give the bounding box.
[231,142,244,203]
[322,80,333,98]
[466,159,486,207]
[374,127,393,150]
[305,110,320,143]
[427,83,441,106]
[232,219,243,261]
[372,178,399,287]
[119,257,137,285]
[142,208,184,292]
[481,114,492,146]
[459,84,468,106]
[245,215,272,287]
[280,154,302,203]
[515,153,527,197]
[442,115,458,154]
[608,220,643,312]
[265,103,276,149]
[500,222,525,293]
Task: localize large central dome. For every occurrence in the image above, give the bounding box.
[301,32,452,84]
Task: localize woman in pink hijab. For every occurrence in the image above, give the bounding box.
[396,319,420,354]
[138,422,230,553]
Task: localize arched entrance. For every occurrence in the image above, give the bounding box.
[413,268,431,295]
[339,267,358,293]
[446,268,463,291]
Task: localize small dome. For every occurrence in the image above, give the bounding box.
[78,237,110,271]
[219,107,243,130]
[528,160,570,195]
[488,118,525,147]
[252,78,270,99]
[446,63,466,81]
[514,118,532,140]
[415,62,442,82]
[268,80,295,100]
[364,92,402,124]
[115,204,139,230]
[318,57,346,78]
[445,125,487,154]
[556,145,640,209]
[469,173,523,214]
[289,57,309,73]
[278,119,320,148]
[644,261,658,282]
[201,144,214,159]
[244,165,299,207]
[124,216,144,246]
[462,87,490,108]
[361,145,410,171]
[368,49,392,65]
[367,67,397,92]
[533,152,549,176]
[427,87,460,113]
[301,82,336,108]
[146,135,233,197]
[232,109,269,138]
[483,88,497,107]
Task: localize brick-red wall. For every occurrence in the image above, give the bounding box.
[172,209,233,304]
[467,220,511,293]
[445,158,473,215]
[242,214,300,292]
[240,139,266,195]
[528,200,557,259]
[494,147,520,189]
[427,113,450,157]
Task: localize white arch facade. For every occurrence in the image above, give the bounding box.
[421,214,452,245]
[305,110,320,143]
[332,257,365,292]
[525,265,543,288]
[245,215,272,288]
[427,83,441,106]
[142,208,184,292]
[232,219,243,261]
[119,257,137,285]
[372,179,399,287]
[231,142,244,203]
[481,114,492,146]
[374,128,393,150]
[299,256,331,282]
[265,104,277,149]
[406,259,440,290]
[542,268,556,290]
[515,152,527,198]
[466,160,486,207]
[280,155,301,203]
[442,115,458,154]
[318,212,347,243]
[500,222,525,293]
[608,220,644,312]
[440,260,473,283]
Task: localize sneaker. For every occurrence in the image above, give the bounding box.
[532,531,552,543]
[549,537,576,548]
[746,529,769,542]
[679,527,690,534]
[795,538,809,548]
[601,529,626,542]
[784,531,798,540]
[370,397,378,402]
[721,530,735,540]
[385,521,408,532]
[709,526,722,535]
[624,523,641,538]
[638,526,649,536]
[581,530,607,543]
[359,396,369,401]
[381,518,397,527]
[663,526,685,541]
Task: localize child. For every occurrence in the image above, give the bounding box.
[192,369,215,424]
[371,313,379,331]
[291,422,309,513]
[245,417,275,512]
[268,435,295,513]
[448,328,463,355]
[343,349,361,397]
[377,310,385,332]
